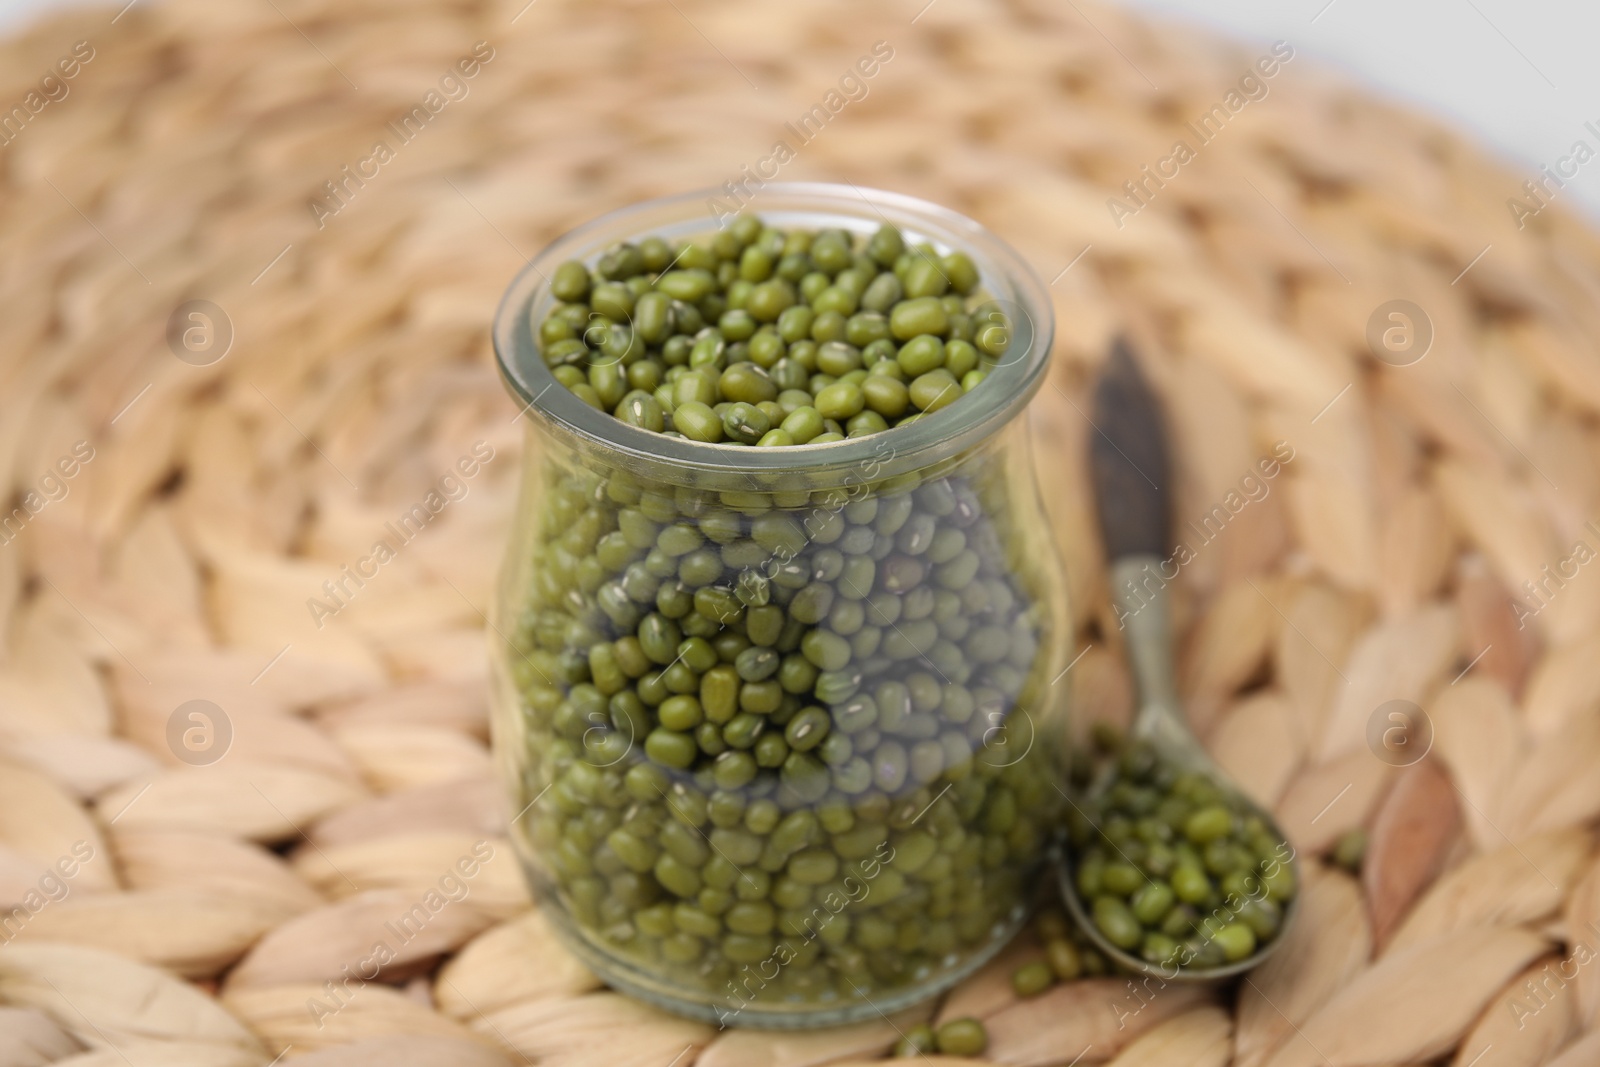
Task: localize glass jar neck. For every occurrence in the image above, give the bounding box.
[494,183,1055,495]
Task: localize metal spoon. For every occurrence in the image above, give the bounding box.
[1058,336,1300,981]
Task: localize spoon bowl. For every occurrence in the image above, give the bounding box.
[1057,756,1303,982]
[1057,860,1301,982]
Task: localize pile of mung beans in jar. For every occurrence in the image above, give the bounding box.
[532,214,1013,445]
[505,216,1063,1011]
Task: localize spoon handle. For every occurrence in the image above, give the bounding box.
[1087,337,1170,562]
[1111,557,1192,751]
[1089,339,1194,753]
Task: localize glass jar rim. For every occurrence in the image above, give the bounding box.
[493,182,1055,491]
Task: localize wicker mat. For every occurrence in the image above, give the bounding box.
[1,0,1598,1063]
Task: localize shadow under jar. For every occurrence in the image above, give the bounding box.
[490,184,1069,1028]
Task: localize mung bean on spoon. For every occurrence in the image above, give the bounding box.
[1059,337,1300,981]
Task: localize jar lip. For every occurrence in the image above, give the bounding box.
[493,182,1055,488]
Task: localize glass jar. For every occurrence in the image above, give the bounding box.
[489,183,1068,1028]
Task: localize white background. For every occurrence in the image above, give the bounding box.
[1118,0,1600,218]
[4,0,1599,217]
